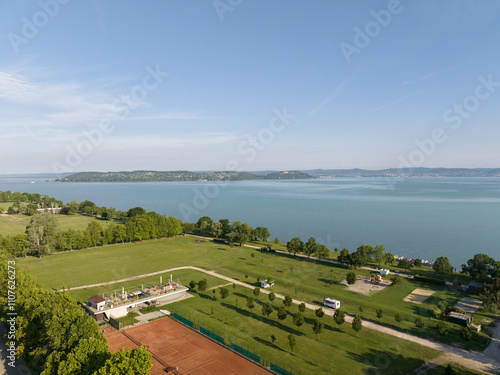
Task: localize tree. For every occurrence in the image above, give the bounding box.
[304,237,319,257]
[312,319,324,338]
[384,252,395,266]
[268,292,275,303]
[219,287,229,300]
[334,309,345,330]
[211,221,223,238]
[352,315,362,337]
[273,237,280,245]
[283,295,293,307]
[436,321,449,336]
[127,206,146,218]
[316,244,330,259]
[398,259,413,272]
[346,271,356,285]
[87,221,103,247]
[394,313,402,326]
[253,287,260,297]
[337,248,350,264]
[376,308,383,320]
[444,364,456,375]
[189,280,196,289]
[287,334,296,352]
[271,334,276,344]
[95,346,152,375]
[461,253,498,280]
[348,250,368,268]
[286,237,304,256]
[229,221,252,244]
[390,275,402,286]
[198,279,207,292]
[481,277,500,308]
[196,216,213,230]
[277,307,287,321]
[293,312,304,331]
[414,258,422,268]
[461,326,472,341]
[433,256,453,275]
[373,244,385,268]
[315,307,324,319]
[298,302,306,312]
[246,297,255,309]
[25,212,58,256]
[254,227,270,241]
[414,317,425,328]
[261,302,273,319]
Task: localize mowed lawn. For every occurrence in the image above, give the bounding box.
[0,213,119,236]
[18,236,493,349]
[163,285,440,375]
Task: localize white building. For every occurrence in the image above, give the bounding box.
[380,269,390,276]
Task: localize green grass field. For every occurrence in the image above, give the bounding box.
[18,236,496,351]
[163,285,440,375]
[0,213,119,237]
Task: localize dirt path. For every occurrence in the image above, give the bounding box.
[66,266,500,374]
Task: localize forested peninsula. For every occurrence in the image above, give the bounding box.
[56,170,314,182]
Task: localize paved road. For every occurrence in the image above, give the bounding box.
[67,265,500,374]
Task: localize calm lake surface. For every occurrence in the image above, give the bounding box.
[1,177,499,268]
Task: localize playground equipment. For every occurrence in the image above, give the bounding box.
[370,274,383,284]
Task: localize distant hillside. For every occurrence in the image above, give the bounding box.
[301,168,500,178]
[56,170,315,182]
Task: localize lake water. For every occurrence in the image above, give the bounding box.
[1,176,499,268]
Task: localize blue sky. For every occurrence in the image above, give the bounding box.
[1,0,499,174]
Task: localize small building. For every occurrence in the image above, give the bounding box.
[380,269,390,276]
[88,295,106,311]
[323,298,340,309]
[448,311,472,327]
[467,281,483,293]
[261,279,274,288]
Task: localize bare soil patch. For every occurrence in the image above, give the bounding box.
[403,288,435,304]
[454,297,482,314]
[344,276,391,295]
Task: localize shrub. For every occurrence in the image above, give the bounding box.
[436,321,449,336]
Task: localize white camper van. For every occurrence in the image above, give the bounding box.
[323,298,340,309]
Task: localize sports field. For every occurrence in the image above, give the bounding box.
[105,318,271,375]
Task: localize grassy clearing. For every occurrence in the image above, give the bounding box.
[117,311,139,326]
[18,236,496,350]
[165,285,440,375]
[0,213,118,237]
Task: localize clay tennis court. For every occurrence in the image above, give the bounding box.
[104,318,271,375]
[403,288,435,304]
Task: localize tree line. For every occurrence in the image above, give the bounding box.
[0,204,182,258]
[0,257,152,375]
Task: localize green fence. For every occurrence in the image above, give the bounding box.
[270,363,294,375]
[200,326,224,344]
[172,313,194,328]
[109,317,123,331]
[230,343,260,363]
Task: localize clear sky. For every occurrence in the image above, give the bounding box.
[1,0,499,174]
